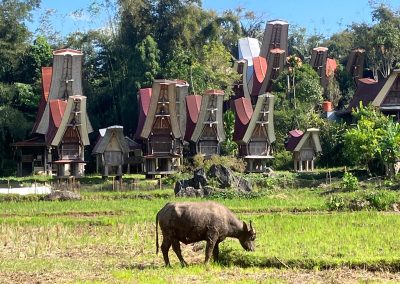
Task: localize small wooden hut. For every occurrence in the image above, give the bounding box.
[234,93,276,172]
[285,128,322,172]
[92,126,130,177]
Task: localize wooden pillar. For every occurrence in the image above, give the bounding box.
[294,160,297,172]
[299,160,303,172]
[311,160,315,171]
[306,160,309,171]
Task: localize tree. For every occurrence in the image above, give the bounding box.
[344,104,400,175]
[220,110,237,156]
[351,4,400,79]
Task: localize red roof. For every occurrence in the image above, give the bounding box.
[134,88,152,139]
[253,56,267,83]
[252,56,267,96]
[53,49,82,55]
[326,58,337,78]
[42,67,52,101]
[11,135,46,147]
[46,100,67,144]
[270,48,285,54]
[204,89,224,96]
[285,129,304,151]
[233,97,253,141]
[313,47,328,52]
[347,77,387,111]
[185,95,202,141]
[32,67,53,133]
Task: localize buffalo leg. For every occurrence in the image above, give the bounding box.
[172,240,188,267]
[161,238,172,267]
[205,236,217,263]
[213,242,220,262]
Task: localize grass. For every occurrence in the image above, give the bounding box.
[1,172,400,283]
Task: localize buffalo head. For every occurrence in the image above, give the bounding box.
[239,221,256,251]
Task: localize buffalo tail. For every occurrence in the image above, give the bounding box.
[156,213,159,255]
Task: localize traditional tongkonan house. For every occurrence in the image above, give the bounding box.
[285,128,322,172]
[346,49,365,83]
[347,69,400,121]
[187,90,225,156]
[233,93,276,172]
[310,47,337,89]
[260,20,289,59]
[13,49,92,177]
[135,80,187,177]
[92,126,130,177]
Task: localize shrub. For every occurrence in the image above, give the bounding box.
[327,195,346,211]
[273,151,292,171]
[193,154,247,173]
[341,172,359,191]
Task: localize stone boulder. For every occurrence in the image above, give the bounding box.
[174,179,194,195]
[46,190,81,201]
[176,186,214,198]
[174,164,252,197]
[208,164,236,188]
[193,168,208,188]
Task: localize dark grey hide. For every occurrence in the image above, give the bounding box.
[155,201,256,266]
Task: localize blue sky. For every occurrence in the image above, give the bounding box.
[29,0,400,38]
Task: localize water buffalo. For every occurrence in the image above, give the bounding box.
[155,201,256,266]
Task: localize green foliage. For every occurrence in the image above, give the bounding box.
[344,105,400,175]
[17,36,53,84]
[341,172,359,191]
[273,151,293,171]
[327,190,399,211]
[220,110,237,156]
[318,120,351,167]
[191,41,239,95]
[327,195,346,211]
[351,4,400,78]
[192,154,247,173]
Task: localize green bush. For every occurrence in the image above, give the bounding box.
[341,172,359,191]
[273,151,292,171]
[193,154,247,173]
[326,190,399,211]
[327,195,346,211]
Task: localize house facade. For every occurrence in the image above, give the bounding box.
[92,126,130,177]
[234,94,276,172]
[136,80,188,177]
[187,90,225,156]
[13,49,92,177]
[285,128,322,172]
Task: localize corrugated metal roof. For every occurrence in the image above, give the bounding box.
[285,129,304,151]
[252,56,267,96]
[134,88,152,139]
[45,100,67,144]
[185,95,202,141]
[233,97,253,141]
[348,77,387,111]
[32,67,53,133]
